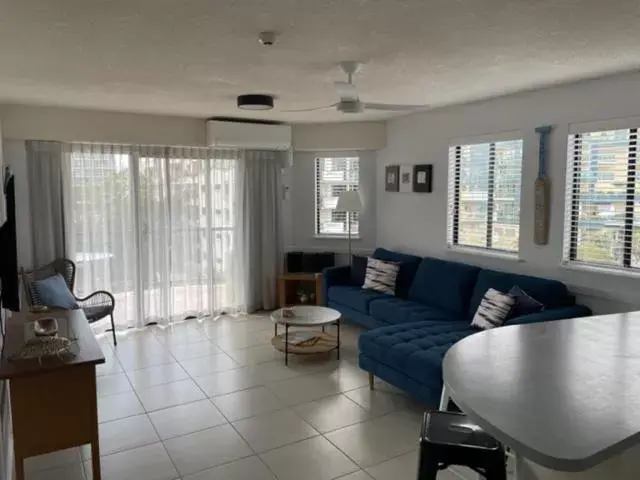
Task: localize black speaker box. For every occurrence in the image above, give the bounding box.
[286,252,336,273]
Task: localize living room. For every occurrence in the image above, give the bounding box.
[1,1,640,480]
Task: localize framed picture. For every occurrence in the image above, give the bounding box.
[399,165,413,193]
[385,165,399,192]
[413,164,433,193]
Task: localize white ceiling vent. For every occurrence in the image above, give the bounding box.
[206,120,291,150]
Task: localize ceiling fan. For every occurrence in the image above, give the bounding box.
[284,61,427,114]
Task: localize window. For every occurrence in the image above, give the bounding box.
[447,138,523,253]
[315,156,359,237]
[564,127,639,270]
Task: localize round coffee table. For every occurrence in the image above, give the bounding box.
[271,306,342,366]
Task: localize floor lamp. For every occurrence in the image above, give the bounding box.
[335,190,363,265]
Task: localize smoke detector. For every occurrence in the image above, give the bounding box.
[258,31,277,46]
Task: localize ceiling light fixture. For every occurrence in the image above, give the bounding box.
[237,94,274,110]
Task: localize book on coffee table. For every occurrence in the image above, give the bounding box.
[285,332,320,346]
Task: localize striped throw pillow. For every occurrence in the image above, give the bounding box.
[362,257,400,295]
[471,288,516,330]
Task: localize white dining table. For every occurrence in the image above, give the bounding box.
[442,311,640,479]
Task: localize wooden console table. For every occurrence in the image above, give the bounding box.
[0,310,105,480]
[277,273,323,307]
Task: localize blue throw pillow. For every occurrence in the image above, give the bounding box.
[32,274,79,309]
[508,285,544,318]
[350,255,368,286]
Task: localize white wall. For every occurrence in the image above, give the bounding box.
[284,150,378,258]
[0,104,206,146]
[284,122,385,259]
[292,122,386,151]
[377,71,640,314]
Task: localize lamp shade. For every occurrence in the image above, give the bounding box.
[335,190,363,212]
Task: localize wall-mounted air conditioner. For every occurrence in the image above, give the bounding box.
[206,120,292,150]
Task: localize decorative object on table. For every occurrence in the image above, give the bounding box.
[9,336,75,363]
[285,332,320,346]
[33,317,58,337]
[277,272,323,307]
[21,258,117,345]
[296,288,310,304]
[385,165,400,192]
[281,307,295,318]
[471,288,516,330]
[271,305,342,365]
[399,165,413,193]
[335,190,363,265]
[29,305,49,314]
[534,125,552,245]
[413,164,433,193]
[362,257,400,295]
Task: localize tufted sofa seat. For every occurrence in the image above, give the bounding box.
[359,322,476,406]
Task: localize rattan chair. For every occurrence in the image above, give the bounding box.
[21,258,117,345]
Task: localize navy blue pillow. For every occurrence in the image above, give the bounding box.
[32,274,78,309]
[508,286,544,318]
[350,255,368,286]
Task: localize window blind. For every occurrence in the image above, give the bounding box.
[447,139,523,253]
[563,128,639,270]
[315,156,360,237]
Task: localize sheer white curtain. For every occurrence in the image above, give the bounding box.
[25,140,68,267]
[234,150,286,312]
[66,143,240,329]
[67,143,139,328]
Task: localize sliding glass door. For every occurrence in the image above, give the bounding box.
[67,143,239,329]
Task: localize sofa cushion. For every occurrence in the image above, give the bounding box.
[359,321,476,389]
[468,269,570,318]
[327,285,390,314]
[350,255,368,286]
[32,274,78,309]
[369,297,454,325]
[372,248,421,298]
[408,258,480,317]
[362,257,400,295]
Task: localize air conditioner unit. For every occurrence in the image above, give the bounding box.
[206,120,292,150]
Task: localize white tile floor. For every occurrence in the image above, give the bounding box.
[23,313,464,480]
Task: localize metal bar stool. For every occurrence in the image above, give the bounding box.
[417,411,506,480]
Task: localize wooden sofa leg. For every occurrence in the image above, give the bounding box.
[368,372,374,390]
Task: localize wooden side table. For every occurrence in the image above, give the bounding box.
[277,273,323,307]
[0,310,105,480]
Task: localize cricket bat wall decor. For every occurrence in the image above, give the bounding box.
[534,125,552,245]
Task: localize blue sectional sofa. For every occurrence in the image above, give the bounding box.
[323,248,591,407]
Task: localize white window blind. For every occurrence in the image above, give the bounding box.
[315,156,360,237]
[447,139,523,253]
[564,128,639,270]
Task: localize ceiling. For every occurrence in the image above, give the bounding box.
[0,0,639,123]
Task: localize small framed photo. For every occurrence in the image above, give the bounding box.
[399,165,413,193]
[385,165,399,192]
[413,164,433,193]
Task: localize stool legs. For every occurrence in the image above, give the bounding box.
[368,372,374,390]
[439,385,451,411]
[416,445,439,480]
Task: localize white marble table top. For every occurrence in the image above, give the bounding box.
[443,311,640,472]
[271,305,341,327]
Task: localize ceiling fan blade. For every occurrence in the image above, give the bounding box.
[281,103,338,113]
[334,81,359,101]
[363,102,428,111]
